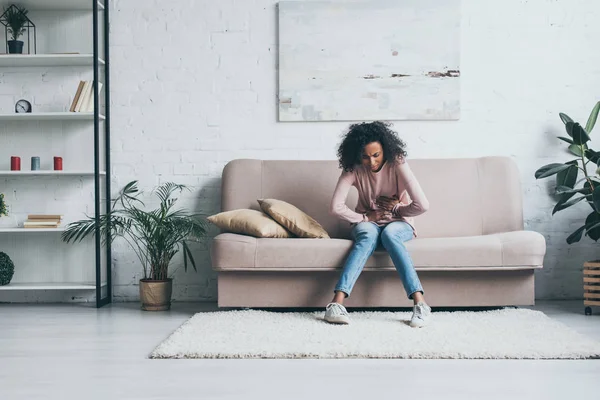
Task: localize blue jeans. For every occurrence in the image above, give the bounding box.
[334,221,424,300]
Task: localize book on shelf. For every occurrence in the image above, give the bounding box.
[27,214,63,220]
[23,214,63,228]
[69,81,85,112]
[23,222,60,228]
[69,80,103,113]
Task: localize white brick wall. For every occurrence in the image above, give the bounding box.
[107,0,600,302]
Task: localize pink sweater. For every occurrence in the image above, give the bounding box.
[329,159,429,236]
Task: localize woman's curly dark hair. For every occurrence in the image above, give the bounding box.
[336,121,407,172]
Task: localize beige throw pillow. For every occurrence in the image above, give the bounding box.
[258,198,330,239]
[207,209,292,238]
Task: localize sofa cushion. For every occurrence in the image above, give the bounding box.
[258,198,330,239]
[211,231,546,270]
[207,209,292,238]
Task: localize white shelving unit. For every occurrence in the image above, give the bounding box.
[0,0,111,306]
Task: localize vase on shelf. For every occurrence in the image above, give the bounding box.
[7,40,23,54]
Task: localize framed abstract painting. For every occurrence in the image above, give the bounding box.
[278,0,460,122]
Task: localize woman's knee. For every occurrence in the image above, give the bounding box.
[352,222,379,243]
[381,222,413,245]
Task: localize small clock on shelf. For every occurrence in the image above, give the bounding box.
[15,99,31,113]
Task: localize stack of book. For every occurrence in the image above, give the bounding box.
[69,80,103,112]
[23,214,63,229]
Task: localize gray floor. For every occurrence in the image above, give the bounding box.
[0,300,599,400]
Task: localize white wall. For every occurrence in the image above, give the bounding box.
[105,0,600,302]
[3,0,596,302]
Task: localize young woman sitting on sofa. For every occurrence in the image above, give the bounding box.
[326,121,431,327]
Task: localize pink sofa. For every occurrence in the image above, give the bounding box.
[211,157,546,308]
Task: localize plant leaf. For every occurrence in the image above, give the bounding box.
[572,123,591,145]
[560,113,574,125]
[557,136,574,144]
[586,101,600,133]
[565,121,575,137]
[556,186,590,195]
[586,149,600,165]
[552,195,587,215]
[535,163,572,179]
[182,241,197,272]
[556,163,578,189]
[555,185,573,193]
[568,144,584,156]
[567,225,586,244]
[592,186,600,213]
[585,212,600,241]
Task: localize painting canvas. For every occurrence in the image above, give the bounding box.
[278,0,460,122]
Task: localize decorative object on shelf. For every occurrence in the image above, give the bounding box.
[15,99,31,113]
[10,156,20,171]
[535,101,600,244]
[0,4,35,54]
[0,251,15,286]
[30,156,40,171]
[62,181,209,311]
[53,157,63,171]
[0,193,8,217]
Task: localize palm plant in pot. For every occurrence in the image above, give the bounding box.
[535,101,600,244]
[62,181,209,311]
[1,5,30,54]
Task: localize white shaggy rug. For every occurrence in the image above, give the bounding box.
[150,308,600,359]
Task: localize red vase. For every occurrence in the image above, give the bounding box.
[10,156,20,171]
[53,157,63,171]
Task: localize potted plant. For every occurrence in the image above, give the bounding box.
[0,251,15,286]
[2,5,29,54]
[62,181,209,311]
[535,102,600,316]
[0,193,7,218]
[0,192,13,228]
[535,101,600,243]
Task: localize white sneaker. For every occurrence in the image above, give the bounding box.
[324,302,350,324]
[409,301,432,328]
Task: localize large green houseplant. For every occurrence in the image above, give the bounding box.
[62,181,209,310]
[535,101,600,244]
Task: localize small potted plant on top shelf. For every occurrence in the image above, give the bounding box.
[0,5,32,54]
